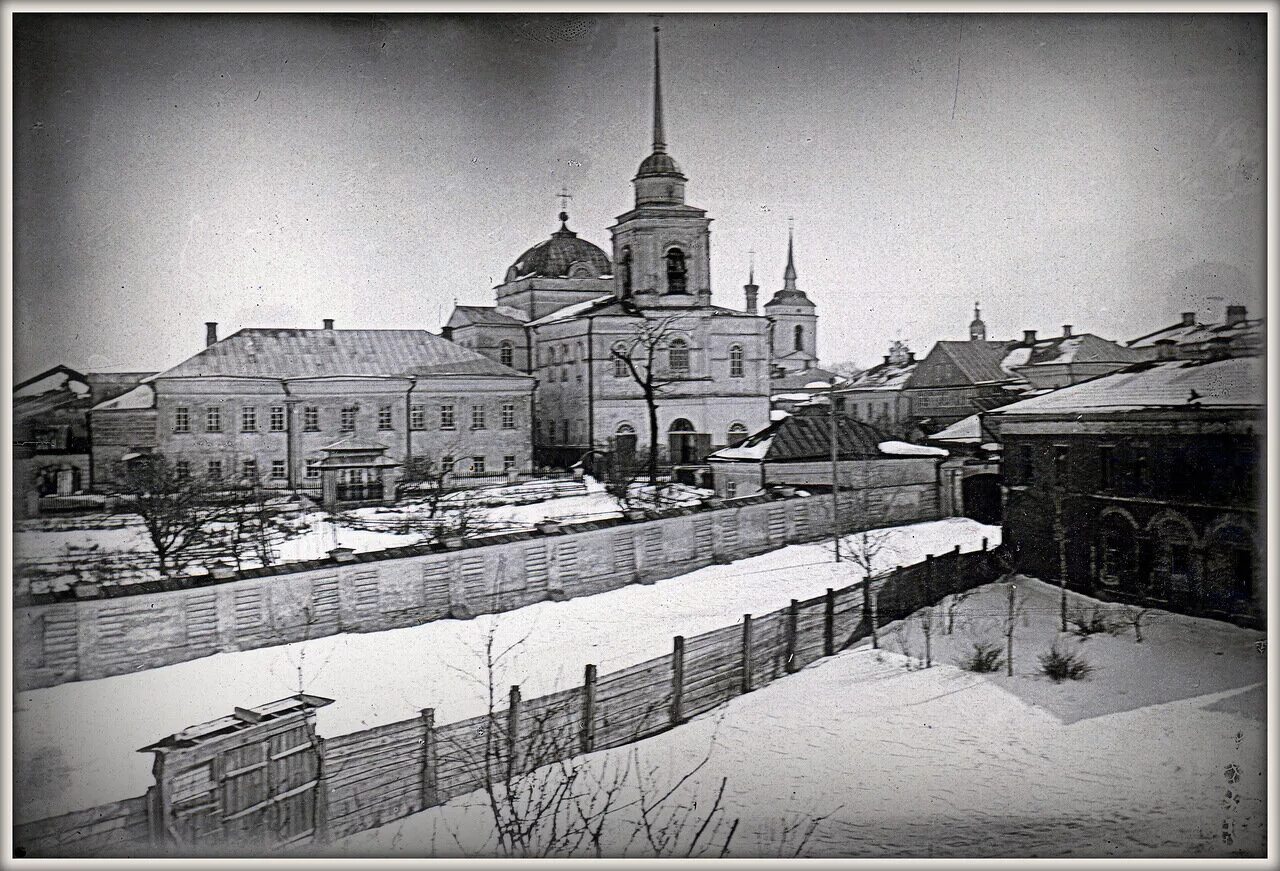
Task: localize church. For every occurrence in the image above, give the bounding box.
[445,26,824,479]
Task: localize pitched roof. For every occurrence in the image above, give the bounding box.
[1017,333,1143,367]
[153,329,530,381]
[447,306,528,328]
[988,356,1264,417]
[709,410,890,462]
[909,341,1021,388]
[1129,317,1265,349]
[840,359,916,392]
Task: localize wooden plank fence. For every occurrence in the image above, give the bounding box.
[15,544,999,858]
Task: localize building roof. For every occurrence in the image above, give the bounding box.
[446,305,528,329]
[708,409,936,463]
[526,295,761,327]
[1129,316,1265,349]
[839,358,916,392]
[928,413,983,444]
[505,216,612,283]
[909,340,1022,388]
[91,383,156,412]
[769,366,841,393]
[153,329,529,381]
[988,356,1264,417]
[1009,333,1143,368]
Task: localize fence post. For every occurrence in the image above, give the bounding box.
[741,614,753,694]
[784,599,799,673]
[864,575,878,650]
[925,554,935,603]
[982,537,989,552]
[671,635,686,725]
[581,664,596,753]
[421,708,438,808]
[953,544,962,596]
[823,588,835,657]
[507,685,522,777]
[1006,584,1016,677]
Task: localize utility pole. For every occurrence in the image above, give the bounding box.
[829,376,841,562]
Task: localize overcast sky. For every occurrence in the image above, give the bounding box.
[12,12,1267,380]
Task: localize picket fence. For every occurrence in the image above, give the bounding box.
[15,544,998,858]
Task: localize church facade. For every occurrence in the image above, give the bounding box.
[445,27,821,476]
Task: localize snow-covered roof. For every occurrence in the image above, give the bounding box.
[525,295,615,327]
[91,383,155,411]
[15,366,90,399]
[772,392,817,402]
[929,414,983,443]
[878,440,949,457]
[710,436,774,460]
[770,409,791,421]
[989,357,1263,416]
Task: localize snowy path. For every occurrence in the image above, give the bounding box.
[337,579,1267,859]
[13,517,997,824]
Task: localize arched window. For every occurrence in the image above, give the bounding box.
[560,343,570,361]
[616,422,636,435]
[668,338,690,373]
[669,418,695,433]
[1097,512,1139,592]
[727,422,749,446]
[729,344,744,378]
[665,248,687,294]
[498,340,513,368]
[619,247,632,296]
[612,342,629,378]
[794,324,805,352]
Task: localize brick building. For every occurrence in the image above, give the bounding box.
[986,355,1264,624]
[89,323,534,500]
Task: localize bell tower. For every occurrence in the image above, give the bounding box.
[764,221,819,373]
[610,24,712,308]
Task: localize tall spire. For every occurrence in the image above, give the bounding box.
[783,218,798,291]
[652,24,666,153]
[748,249,755,286]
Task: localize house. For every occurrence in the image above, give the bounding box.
[927,412,1003,525]
[1128,305,1264,361]
[832,340,918,437]
[984,355,1264,625]
[1003,325,1144,390]
[89,321,535,507]
[706,406,948,525]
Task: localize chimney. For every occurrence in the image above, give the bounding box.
[1225,305,1246,327]
[205,322,218,347]
[1062,324,1073,338]
[907,351,916,363]
[1180,311,1196,327]
[883,355,891,366]
[1022,329,1037,345]
[441,325,454,341]
[322,318,335,330]
[744,285,759,315]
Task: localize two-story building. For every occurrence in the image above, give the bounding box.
[985,355,1264,625]
[89,322,535,504]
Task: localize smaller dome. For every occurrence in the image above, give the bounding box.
[636,150,685,179]
[506,217,611,282]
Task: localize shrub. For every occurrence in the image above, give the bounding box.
[1038,643,1094,682]
[959,641,1005,673]
[1068,606,1115,638]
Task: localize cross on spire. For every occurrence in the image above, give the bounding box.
[650,15,666,153]
[558,186,573,212]
[783,218,798,289]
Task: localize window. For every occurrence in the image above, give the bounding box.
[834,398,846,413]
[471,404,487,430]
[269,406,286,432]
[794,324,805,352]
[1053,445,1069,485]
[340,406,357,433]
[1019,445,1034,483]
[727,422,749,446]
[619,246,632,296]
[242,458,258,481]
[501,402,516,429]
[241,406,258,433]
[472,456,486,475]
[173,406,190,433]
[1133,449,1150,491]
[729,344,744,378]
[271,459,287,480]
[174,460,190,480]
[303,406,319,432]
[440,404,456,430]
[726,482,738,498]
[665,247,688,294]
[206,407,222,433]
[1170,543,1192,577]
[305,459,320,480]
[410,404,425,430]
[503,455,517,472]
[499,341,514,368]
[668,338,689,373]
[560,419,569,443]
[1099,445,1114,490]
[378,405,393,430]
[612,344,629,378]
[207,459,223,481]
[441,455,455,474]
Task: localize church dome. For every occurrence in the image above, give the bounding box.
[636,150,685,179]
[505,213,612,282]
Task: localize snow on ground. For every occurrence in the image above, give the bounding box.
[14,477,712,595]
[336,578,1268,859]
[12,517,996,824]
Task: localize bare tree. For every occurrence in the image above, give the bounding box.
[918,606,936,668]
[402,448,469,519]
[944,588,976,634]
[114,453,226,575]
[609,316,688,487]
[1123,605,1154,643]
[218,476,298,571]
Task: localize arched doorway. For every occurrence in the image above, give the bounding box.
[1204,522,1257,611]
[960,474,1002,525]
[1148,513,1198,602]
[667,418,703,465]
[1097,511,1139,593]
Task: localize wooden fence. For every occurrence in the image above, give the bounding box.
[15,489,942,691]
[15,544,999,858]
